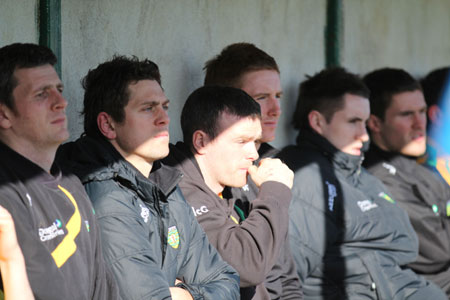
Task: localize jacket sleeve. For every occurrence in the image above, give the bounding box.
[264,233,303,300]
[180,179,291,287]
[173,188,240,300]
[288,183,342,283]
[370,166,450,274]
[90,214,122,300]
[85,183,174,300]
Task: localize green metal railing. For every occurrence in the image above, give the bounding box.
[325,0,343,68]
[38,0,61,76]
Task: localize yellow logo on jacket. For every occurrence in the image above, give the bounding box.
[167,226,180,249]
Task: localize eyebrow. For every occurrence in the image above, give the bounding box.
[253,91,283,97]
[348,116,366,122]
[140,99,170,106]
[34,83,64,92]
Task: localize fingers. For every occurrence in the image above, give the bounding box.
[249,158,294,189]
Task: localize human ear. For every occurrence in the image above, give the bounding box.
[427,105,441,124]
[367,114,382,133]
[308,110,326,134]
[97,112,117,140]
[192,130,211,155]
[0,104,13,129]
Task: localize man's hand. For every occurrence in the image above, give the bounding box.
[169,279,193,300]
[0,206,22,263]
[248,158,294,189]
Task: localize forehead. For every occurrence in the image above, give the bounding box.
[387,90,426,113]
[126,79,166,105]
[13,64,60,90]
[333,94,370,118]
[237,69,281,91]
[216,112,261,136]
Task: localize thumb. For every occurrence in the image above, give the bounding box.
[247,165,258,177]
[247,165,262,187]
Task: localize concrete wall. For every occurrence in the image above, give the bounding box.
[1,0,38,44]
[2,0,450,148]
[344,0,450,77]
[61,0,325,146]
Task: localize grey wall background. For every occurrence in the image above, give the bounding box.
[1,0,449,148]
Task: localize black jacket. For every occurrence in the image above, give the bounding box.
[227,143,302,300]
[57,136,240,300]
[164,142,292,300]
[0,141,119,300]
[277,130,446,300]
[364,143,450,296]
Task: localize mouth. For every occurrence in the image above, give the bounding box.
[412,134,425,142]
[263,120,278,127]
[51,117,66,125]
[155,131,169,138]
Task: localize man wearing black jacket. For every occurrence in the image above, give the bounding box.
[164,86,295,300]
[57,56,239,300]
[363,68,450,296]
[278,67,446,299]
[203,43,302,300]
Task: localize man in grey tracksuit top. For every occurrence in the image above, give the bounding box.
[57,56,239,300]
[278,67,446,299]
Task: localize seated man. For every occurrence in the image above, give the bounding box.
[163,85,294,300]
[277,67,446,299]
[363,68,450,296]
[0,43,118,299]
[204,42,302,300]
[419,67,450,185]
[57,56,239,300]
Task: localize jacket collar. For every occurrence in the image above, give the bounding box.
[57,135,181,196]
[296,129,364,181]
[365,143,418,174]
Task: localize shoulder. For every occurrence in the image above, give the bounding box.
[84,179,139,217]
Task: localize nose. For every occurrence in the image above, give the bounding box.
[248,141,259,162]
[155,106,170,126]
[413,111,427,130]
[267,96,281,117]
[359,123,369,142]
[51,89,68,111]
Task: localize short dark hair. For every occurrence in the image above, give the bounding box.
[421,67,450,107]
[293,67,369,130]
[204,43,279,87]
[82,55,161,138]
[363,68,421,120]
[0,43,57,109]
[181,86,261,150]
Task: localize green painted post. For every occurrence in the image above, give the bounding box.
[325,0,343,68]
[39,0,62,77]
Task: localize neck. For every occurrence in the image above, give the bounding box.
[194,153,224,194]
[126,156,153,177]
[370,134,390,153]
[0,136,56,173]
[110,142,153,177]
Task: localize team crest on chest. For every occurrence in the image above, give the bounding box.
[167,226,180,249]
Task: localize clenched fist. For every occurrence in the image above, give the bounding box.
[248,158,294,189]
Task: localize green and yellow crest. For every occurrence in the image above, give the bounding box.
[167,226,180,249]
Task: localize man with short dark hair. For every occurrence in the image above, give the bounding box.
[164,85,295,300]
[57,56,239,300]
[419,67,450,185]
[204,43,302,300]
[0,43,118,299]
[363,67,450,296]
[278,67,446,299]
